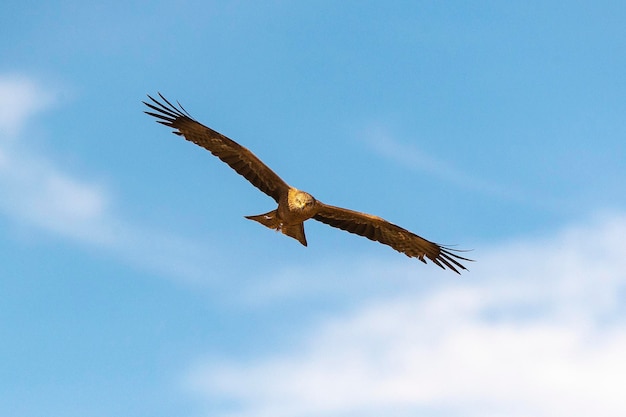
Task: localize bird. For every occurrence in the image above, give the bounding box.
[143,93,471,273]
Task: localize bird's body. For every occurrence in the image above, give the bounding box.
[245,188,316,246]
[144,93,471,273]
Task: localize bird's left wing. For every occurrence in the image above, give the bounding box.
[313,202,471,273]
[144,93,290,203]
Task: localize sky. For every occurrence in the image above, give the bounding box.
[1,1,625,416]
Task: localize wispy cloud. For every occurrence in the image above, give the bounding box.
[363,126,565,211]
[0,74,217,283]
[185,212,626,417]
[0,74,55,138]
[0,146,114,245]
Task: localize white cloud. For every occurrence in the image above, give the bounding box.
[185,213,626,417]
[363,126,564,211]
[0,75,217,283]
[362,125,496,190]
[0,148,114,244]
[0,74,54,138]
[0,75,108,242]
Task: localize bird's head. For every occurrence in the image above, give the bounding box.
[289,189,316,211]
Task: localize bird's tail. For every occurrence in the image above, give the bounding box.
[281,223,307,246]
[245,210,281,229]
[245,211,308,246]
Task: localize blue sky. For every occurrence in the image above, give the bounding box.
[1,1,625,416]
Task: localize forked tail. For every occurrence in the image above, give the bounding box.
[245,210,281,229]
[245,211,308,246]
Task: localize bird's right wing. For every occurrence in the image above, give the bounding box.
[144,93,290,203]
[313,202,471,273]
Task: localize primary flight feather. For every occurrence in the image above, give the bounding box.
[144,93,471,273]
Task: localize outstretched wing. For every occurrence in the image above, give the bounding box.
[313,203,471,273]
[144,93,290,203]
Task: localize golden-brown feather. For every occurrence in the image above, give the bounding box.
[143,93,289,203]
[313,203,470,273]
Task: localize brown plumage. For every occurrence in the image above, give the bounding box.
[144,93,472,273]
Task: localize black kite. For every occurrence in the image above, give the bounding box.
[144,94,471,273]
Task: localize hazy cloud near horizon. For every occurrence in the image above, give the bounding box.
[186,212,626,417]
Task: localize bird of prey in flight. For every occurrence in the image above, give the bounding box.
[144,93,471,273]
